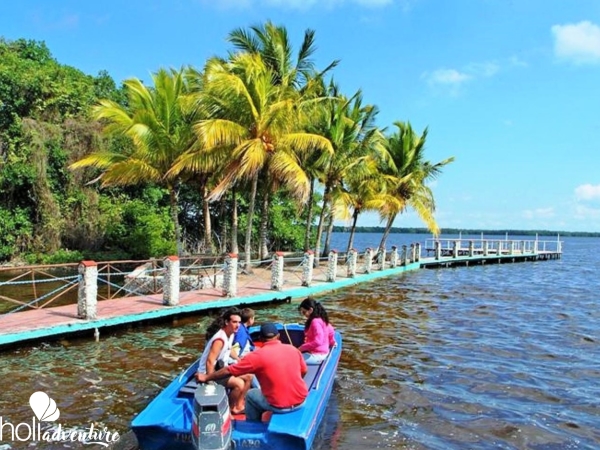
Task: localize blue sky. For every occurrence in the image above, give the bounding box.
[2,0,600,233]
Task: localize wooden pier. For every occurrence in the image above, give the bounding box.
[420,237,562,268]
[0,258,421,349]
[0,237,562,349]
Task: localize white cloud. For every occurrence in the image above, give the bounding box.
[508,55,528,68]
[423,59,506,95]
[465,61,499,77]
[354,0,394,6]
[574,204,600,220]
[552,21,600,65]
[575,183,600,201]
[522,207,555,220]
[424,68,471,86]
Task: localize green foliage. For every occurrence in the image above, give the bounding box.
[0,207,33,261]
[25,248,84,265]
[0,37,139,261]
[266,191,318,251]
[103,191,177,259]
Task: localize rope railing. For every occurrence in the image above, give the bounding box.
[1,245,422,319]
[0,274,78,287]
[0,277,80,316]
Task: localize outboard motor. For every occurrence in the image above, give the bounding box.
[191,383,232,450]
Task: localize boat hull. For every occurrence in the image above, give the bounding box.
[132,323,342,450]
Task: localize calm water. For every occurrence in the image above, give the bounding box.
[1,233,599,449]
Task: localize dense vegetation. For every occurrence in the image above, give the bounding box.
[0,24,455,265]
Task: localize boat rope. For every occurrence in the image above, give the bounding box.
[282,323,293,346]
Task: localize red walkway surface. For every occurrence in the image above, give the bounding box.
[0,266,328,340]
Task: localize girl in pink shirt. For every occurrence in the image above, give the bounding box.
[298,297,335,364]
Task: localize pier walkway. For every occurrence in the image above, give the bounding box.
[0,237,562,349]
[420,237,562,268]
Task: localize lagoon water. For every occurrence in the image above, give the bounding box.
[0,233,599,449]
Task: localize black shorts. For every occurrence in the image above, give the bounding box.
[214,375,232,387]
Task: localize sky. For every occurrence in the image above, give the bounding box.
[2,0,600,233]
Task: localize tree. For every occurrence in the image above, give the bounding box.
[191,52,332,270]
[226,21,338,260]
[376,121,455,251]
[70,68,198,255]
[307,84,387,261]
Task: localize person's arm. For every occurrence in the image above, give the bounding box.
[229,343,241,361]
[298,320,326,353]
[327,324,336,347]
[205,339,224,374]
[197,365,231,383]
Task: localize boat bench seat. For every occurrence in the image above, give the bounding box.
[179,359,324,396]
[303,363,323,389]
[179,378,199,395]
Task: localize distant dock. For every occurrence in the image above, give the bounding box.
[420,237,562,268]
[0,237,562,349]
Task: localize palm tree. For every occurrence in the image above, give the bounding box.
[227,21,338,91]
[340,161,390,254]
[308,84,387,262]
[70,68,198,255]
[185,53,333,270]
[376,121,455,252]
[227,22,337,259]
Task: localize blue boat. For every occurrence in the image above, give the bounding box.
[131,322,342,450]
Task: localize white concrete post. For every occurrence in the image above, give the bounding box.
[468,240,474,257]
[452,240,459,258]
[484,241,489,256]
[163,256,180,306]
[497,241,502,256]
[347,249,358,278]
[402,245,409,266]
[415,243,421,262]
[78,260,98,320]
[378,248,386,270]
[222,253,238,297]
[364,248,374,273]
[271,252,285,290]
[390,246,398,267]
[410,243,416,262]
[326,250,338,282]
[302,250,314,287]
[509,241,515,255]
[435,241,441,260]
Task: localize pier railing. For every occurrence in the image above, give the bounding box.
[0,236,563,320]
[423,237,562,259]
[0,246,420,319]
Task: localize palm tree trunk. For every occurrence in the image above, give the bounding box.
[244,174,259,272]
[313,184,331,266]
[218,195,227,253]
[323,212,335,255]
[202,184,214,254]
[378,214,396,253]
[168,184,182,256]
[231,187,238,254]
[258,185,270,261]
[303,177,316,251]
[346,208,360,254]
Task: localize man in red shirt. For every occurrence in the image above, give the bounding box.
[196,322,308,421]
